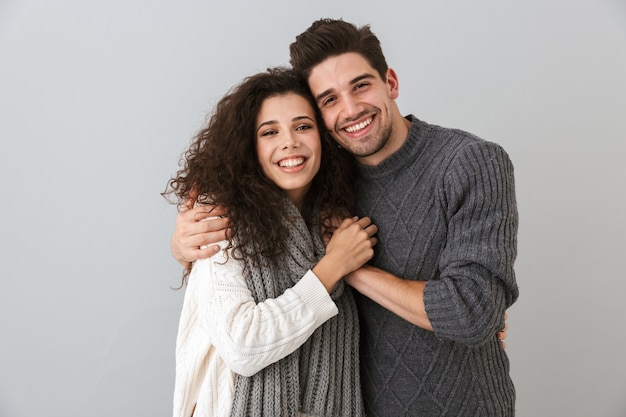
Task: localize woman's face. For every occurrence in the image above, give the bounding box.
[255,93,322,209]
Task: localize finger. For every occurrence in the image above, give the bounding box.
[193,209,219,222]
[178,205,208,222]
[175,237,224,264]
[357,218,379,238]
[200,217,230,233]
[184,206,229,224]
[177,210,217,234]
[337,216,358,229]
[364,224,378,237]
[196,244,221,260]
[185,228,229,249]
[355,216,372,228]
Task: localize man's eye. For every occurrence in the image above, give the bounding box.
[322,97,335,106]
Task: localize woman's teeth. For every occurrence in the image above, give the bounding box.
[278,158,305,168]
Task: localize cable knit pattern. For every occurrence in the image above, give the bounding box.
[354,116,519,417]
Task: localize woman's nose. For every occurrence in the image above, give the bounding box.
[282,131,299,149]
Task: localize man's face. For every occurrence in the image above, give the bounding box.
[307,52,401,165]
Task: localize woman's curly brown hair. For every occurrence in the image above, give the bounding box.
[163,68,356,278]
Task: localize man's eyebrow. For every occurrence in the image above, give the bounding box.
[315,89,334,103]
[351,73,377,85]
[314,73,377,102]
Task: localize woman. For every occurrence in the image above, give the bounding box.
[163,68,377,417]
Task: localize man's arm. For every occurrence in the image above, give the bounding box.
[345,266,509,347]
[171,200,230,270]
[347,141,517,348]
[421,141,518,347]
[344,265,432,330]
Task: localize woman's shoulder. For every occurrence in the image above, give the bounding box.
[190,241,243,282]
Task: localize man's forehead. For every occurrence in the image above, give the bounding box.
[307,53,378,93]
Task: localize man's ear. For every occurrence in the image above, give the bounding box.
[386,68,400,100]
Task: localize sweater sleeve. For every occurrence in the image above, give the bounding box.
[423,140,519,347]
[193,245,338,377]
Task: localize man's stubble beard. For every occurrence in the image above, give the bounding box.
[335,118,393,159]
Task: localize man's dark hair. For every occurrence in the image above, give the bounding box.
[289,18,388,81]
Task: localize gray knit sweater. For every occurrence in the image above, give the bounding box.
[354,116,519,417]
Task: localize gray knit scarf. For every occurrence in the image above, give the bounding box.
[229,200,363,417]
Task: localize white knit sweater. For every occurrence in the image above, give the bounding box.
[172,242,339,417]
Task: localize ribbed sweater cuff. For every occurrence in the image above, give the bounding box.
[293,270,338,326]
[423,279,459,334]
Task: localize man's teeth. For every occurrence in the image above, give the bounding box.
[278,158,305,168]
[344,117,372,133]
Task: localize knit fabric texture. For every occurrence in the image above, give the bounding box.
[354,116,519,417]
[230,199,363,417]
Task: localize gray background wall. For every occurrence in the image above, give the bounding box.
[1,0,624,416]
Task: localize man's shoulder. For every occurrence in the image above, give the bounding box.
[407,116,485,155]
[409,115,477,142]
[413,116,507,156]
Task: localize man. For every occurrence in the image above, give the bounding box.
[171,19,518,417]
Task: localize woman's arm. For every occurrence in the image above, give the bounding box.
[197,216,376,376]
[198,246,338,377]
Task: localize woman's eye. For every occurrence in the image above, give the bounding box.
[261,129,277,137]
[296,124,312,131]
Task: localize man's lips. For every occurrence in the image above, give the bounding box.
[343,116,373,133]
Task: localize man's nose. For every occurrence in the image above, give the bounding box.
[341,94,363,119]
